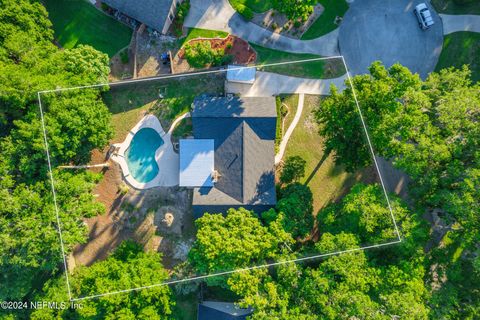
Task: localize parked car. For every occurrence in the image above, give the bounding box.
[414,3,434,29]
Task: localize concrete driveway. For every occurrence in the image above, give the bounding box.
[184,0,340,56]
[440,14,480,34]
[225,71,347,96]
[339,0,443,78]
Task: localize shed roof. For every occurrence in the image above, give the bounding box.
[179,139,214,187]
[103,0,173,31]
[226,65,256,84]
[198,301,252,320]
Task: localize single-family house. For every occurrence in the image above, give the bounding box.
[102,0,183,34]
[179,95,277,218]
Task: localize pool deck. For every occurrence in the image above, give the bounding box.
[111,115,179,189]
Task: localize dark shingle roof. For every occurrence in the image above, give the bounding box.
[191,96,277,210]
[198,302,252,320]
[103,0,173,31]
[192,96,277,118]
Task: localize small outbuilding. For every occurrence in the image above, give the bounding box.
[226,65,256,84]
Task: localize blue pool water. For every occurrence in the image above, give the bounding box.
[125,128,164,183]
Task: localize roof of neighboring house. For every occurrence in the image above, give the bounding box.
[198,301,253,320]
[179,139,215,187]
[226,65,256,84]
[191,95,277,211]
[102,0,174,31]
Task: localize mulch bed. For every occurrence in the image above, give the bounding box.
[178,35,256,65]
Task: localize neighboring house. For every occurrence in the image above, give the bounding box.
[198,301,253,320]
[179,95,277,218]
[102,0,182,34]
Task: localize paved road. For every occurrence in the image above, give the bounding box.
[440,14,480,34]
[184,0,340,56]
[339,0,443,78]
[225,71,347,96]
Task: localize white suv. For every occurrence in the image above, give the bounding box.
[414,3,434,29]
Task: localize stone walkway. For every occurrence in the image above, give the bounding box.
[440,14,480,34]
[226,71,347,96]
[184,0,340,56]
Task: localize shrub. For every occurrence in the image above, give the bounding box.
[294,20,302,28]
[184,41,227,68]
[274,0,315,21]
[119,49,129,64]
[280,155,307,184]
[100,2,109,11]
[226,43,233,50]
[234,3,254,21]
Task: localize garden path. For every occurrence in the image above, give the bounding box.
[440,14,480,34]
[275,93,304,165]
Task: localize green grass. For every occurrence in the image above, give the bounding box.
[301,0,349,40]
[431,0,480,14]
[43,0,132,57]
[172,118,193,138]
[102,73,225,142]
[228,0,274,13]
[436,32,480,82]
[284,95,373,213]
[251,43,345,79]
[179,28,229,48]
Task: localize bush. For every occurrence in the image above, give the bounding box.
[294,20,302,28]
[274,0,315,21]
[280,155,307,184]
[100,2,109,11]
[234,3,254,20]
[184,41,228,68]
[119,49,129,64]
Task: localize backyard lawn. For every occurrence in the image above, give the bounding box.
[301,0,349,39]
[436,31,480,82]
[431,0,480,14]
[102,73,225,142]
[43,0,132,57]
[284,95,375,213]
[251,43,345,79]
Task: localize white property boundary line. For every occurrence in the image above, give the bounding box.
[37,57,402,302]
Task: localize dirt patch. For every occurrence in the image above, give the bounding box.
[136,32,177,78]
[73,146,194,270]
[109,48,134,81]
[251,4,324,39]
[172,35,256,73]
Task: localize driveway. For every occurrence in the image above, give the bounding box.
[184,0,340,56]
[440,14,480,34]
[225,71,347,96]
[339,0,443,78]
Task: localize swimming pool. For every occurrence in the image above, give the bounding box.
[125,128,164,183]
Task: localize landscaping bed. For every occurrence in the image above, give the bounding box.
[174,35,256,72]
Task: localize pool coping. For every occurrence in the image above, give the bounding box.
[111,114,179,189]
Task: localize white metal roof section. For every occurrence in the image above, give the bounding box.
[226,65,256,84]
[179,139,214,187]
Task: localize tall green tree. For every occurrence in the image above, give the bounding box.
[188,208,293,287]
[31,241,175,319]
